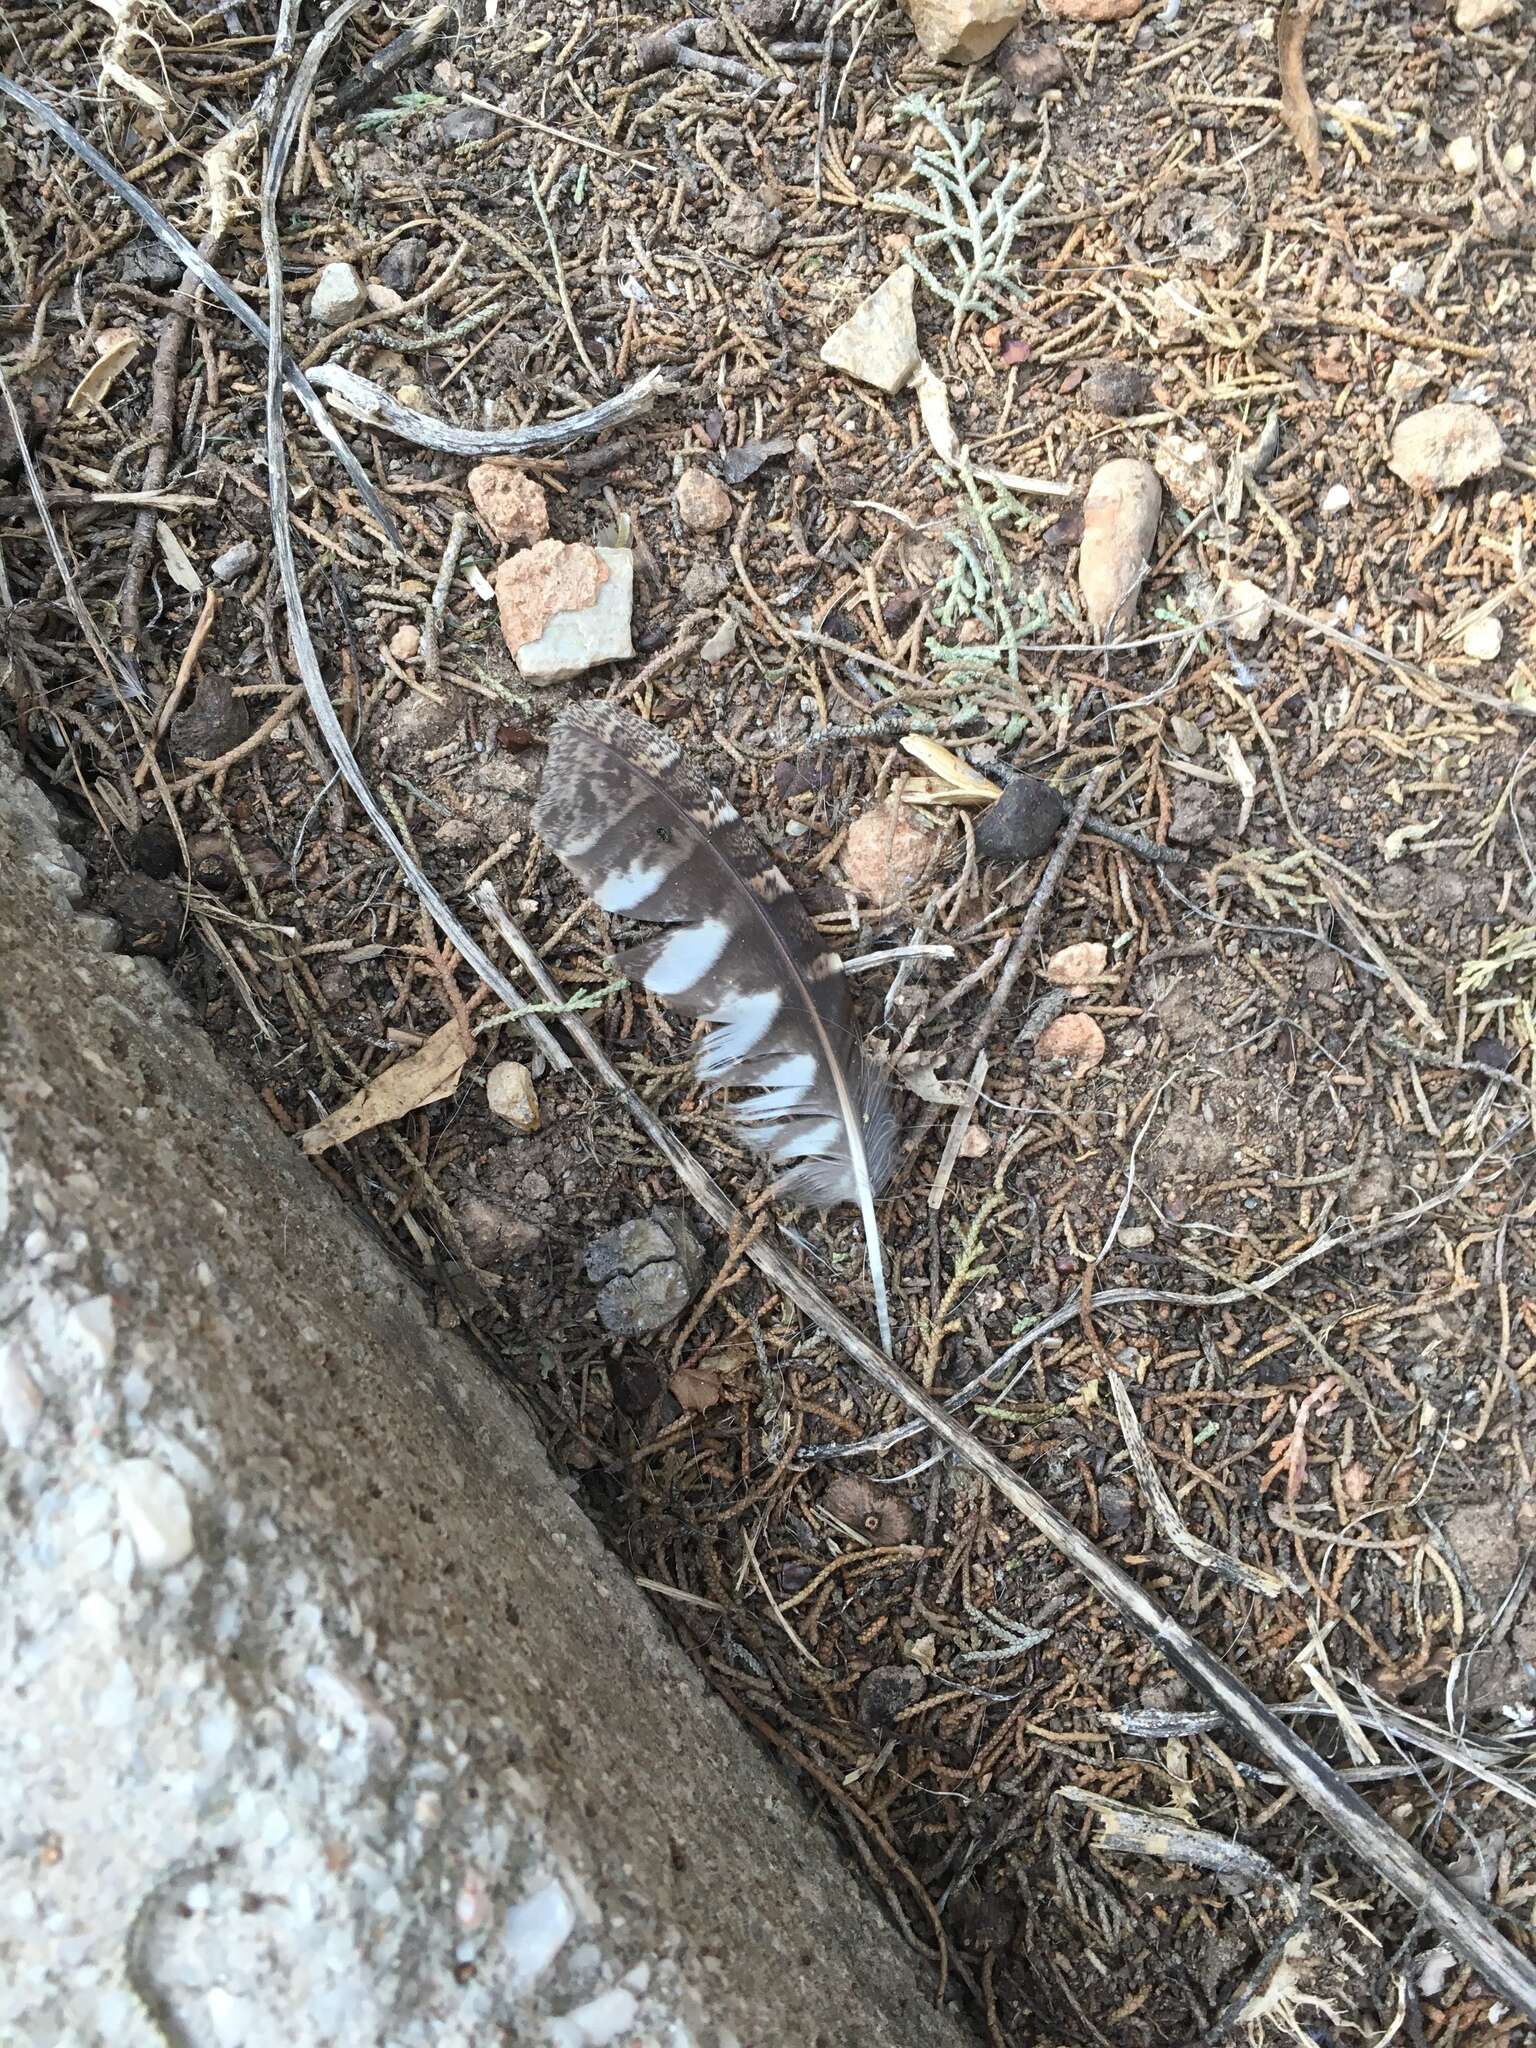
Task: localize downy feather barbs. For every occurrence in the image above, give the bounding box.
[532,701,896,1351]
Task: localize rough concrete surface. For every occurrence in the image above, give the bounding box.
[0,737,970,2048]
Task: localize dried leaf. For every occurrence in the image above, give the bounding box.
[67,328,141,415]
[912,359,960,465]
[1219,730,1258,834]
[1035,1012,1106,1072]
[302,1020,467,1154]
[669,1365,724,1413]
[1277,0,1322,185]
[822,1474,914,1546]
[1045,941,1109,989]
[155,520,203,596]
[899,733,1000,804]
[895,1055,971,1107]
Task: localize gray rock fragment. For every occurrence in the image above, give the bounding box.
[312,261,367,327]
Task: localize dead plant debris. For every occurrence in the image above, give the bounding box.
[3,0,1535,2041]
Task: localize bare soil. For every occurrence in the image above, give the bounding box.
[3,2,1535,2042]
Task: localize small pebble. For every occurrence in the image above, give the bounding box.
[1081,359,1150,418]
[996,27,1069,97]
[486,1059,540,1132]
[211,538,259,584]
[437,103,496,145]
[585,1209,705,1337]
[545,1988,639,2048]
[841,796,945,910]
[117,1458,195,1571]
[721,190,781,258]
[495,540,634,683]
[1446,134,1479,176]
[1462,615,1503,662]
[905,0,1033,58]
[1321,483,1351,514]
[505,1879,575,1989]
[1388,259,1426,300]
[1217,577,1271,642]
[856,1663,926,1729]
[378,237,429,293]
[701,616,738,663]
[311,260,366,327]
[675,468,732,534]
[389,622,421,663]
[0,1350,43,1450]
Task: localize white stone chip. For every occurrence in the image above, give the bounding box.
[505,1878,575,1988]
[117,1458,195,1571]
[0,1347,43,1449]
[62,1293,117,1375]
[545,1988,640,2047]
[1462,615,1503,663]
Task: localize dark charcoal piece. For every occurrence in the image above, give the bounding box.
[974,773,1066,864]
[717,436,793,486]
[105,875,182,960]
[856,1664,926,1732]
[170,676,249,764]
[132,820,182,880]
[1468,1036,1516,1073]
[377,236,429,294]
[120,233,184,289]
[1082,360,1151,419]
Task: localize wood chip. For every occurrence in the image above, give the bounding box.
[1277,0,1323,185]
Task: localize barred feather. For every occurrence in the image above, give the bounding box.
[533,701,896,1351]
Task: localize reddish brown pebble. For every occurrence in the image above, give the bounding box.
[467,464,549,548]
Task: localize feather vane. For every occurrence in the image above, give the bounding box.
[533,702,895,1349]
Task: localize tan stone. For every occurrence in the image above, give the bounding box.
[468,465,549,548]
[1078,458,1162,640]
[388,621,421,663]
[1388,403,1504,492]
[1217,578,1271,642]
[1035,1012,1106,1071]
[902,0,1026,61]
[1455,0,1515,29]
[819,269,920,395]
[486,1059,540,1132]
[1154,431,1221,513]
[1461,615,1503,663]
[841,797,944,911]
[1045,942,1108,992]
